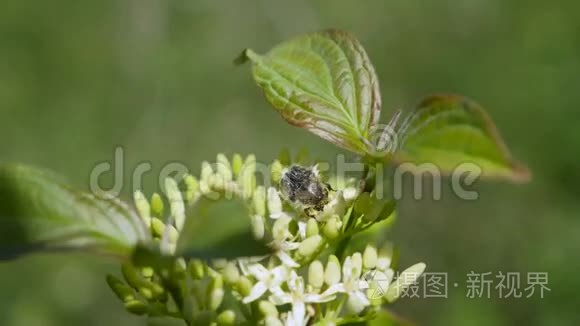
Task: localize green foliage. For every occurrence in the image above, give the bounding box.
[0,164,149,260]
[395,95,531,182]
[238,29,381,155]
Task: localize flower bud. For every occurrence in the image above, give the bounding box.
[272,216,292,241]
[232,153,244,177]
[150,217,165,238]
[325,255,341,286]
[150,193,164,217]
[267,187,283,218]
[188,259,205,279]
[385,262,426,303]
[264,316,284,326]
[323,215,341,239]
[251,214,265,240]
[351,253,363,279]
[270,160,283,184]
[308,260,324,289]
[366,269,393,306]
[252,186,266,217]
[208,276,225,310]
[133,191,151,227]
[201,161,214,183]
[363,246,378,270]
[306,219,319,237]
[238,155,256,200]
[236,276,253,297]
[124,299,148,315]
[298,235,324,259]
[222,262,240,285]
[165,178,185,230]
[258,300,279,318]
[184,174,199,203]
[217,153,233,182]
[217,310,236,325]
[106,274,135,302]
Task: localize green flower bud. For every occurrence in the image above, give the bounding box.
[298,235,324,259]
[121,264,144,290]
[217,310,236,325]
[308,260,325,289]
[377,245,393,271]
[323,215,341,239]
[151,217,166,238]
[222,262,240,285]
[354,192,372,216]
[208,279,225,310]
[277,148,291,166]
[306,219,319,237]
[236,276,253,297]
[106,274,135,302]
[239,155,256,200]
[258,300,279,318]
[272,216,292,241]
[325,255,341,286]
[232,153,244,177]
[184,174,199,203]
[251,214,265,240]
[267,187,283,217]
[201,161,214,183]
[351,252,363,279]
[188,259,205,279]
[124,299,148,315]
[166,224,179,245]
[165,178,185,230]
[217,153,233,182]
[264,316,284,326]
[253,186,266,217]
[385,262,426,303]
[133,190,151,227]
[363,246,378,270]
[270,160,283,184]
[150,193,164,217]
[141,266,154,279]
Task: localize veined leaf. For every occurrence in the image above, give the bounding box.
[0,164,149,260]
[395,95,530,182]
[176,197,270,259]
[238,29,381,155]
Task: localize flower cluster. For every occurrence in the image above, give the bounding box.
[106,152,426,325]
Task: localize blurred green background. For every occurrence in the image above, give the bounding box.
[1,0,579,325]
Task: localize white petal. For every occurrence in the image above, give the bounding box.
[277,251,299,268]
[321,283,346,296]
[248,264,270,280]
[354,290,371,307]
[269,288,292,305]
[297,220,307,239]
[271,266,288,286]
[304,293,335,303]
[342,257,353,280]
[292,301,306,326]
[243,282,268,303]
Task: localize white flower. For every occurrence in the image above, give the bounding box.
[242,264,289,303]
[323,256,371,314]
[267,187,292,220]
[271,239,300,268]
[270,271,336,326]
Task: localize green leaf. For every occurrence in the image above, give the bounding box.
[0,164,149,260]
[176,197,270,259]
[239,29,381,155]
[394,95,530,182]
